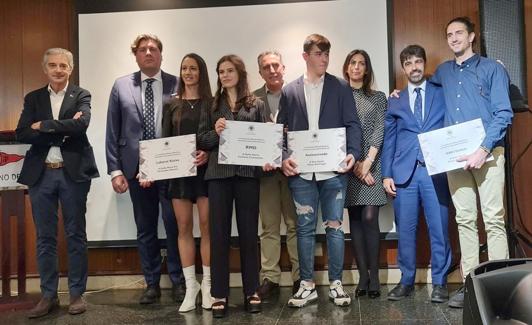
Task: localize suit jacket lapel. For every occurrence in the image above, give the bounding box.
[219,98,234,120]
[256,85,274,121]
[130,71,143,120]
[423,83,435,129]
[400,88,418,129]
[319,73,330,117]
[39,87,54,120]
[295,77,308,125]
[58,83,76,119]
[161,70,176,101]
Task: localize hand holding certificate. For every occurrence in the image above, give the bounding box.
[139,134,197,181]
[218,120,283,167]
[287,128,347,173]
[418,118,493,175]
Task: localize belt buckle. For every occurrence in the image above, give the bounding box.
[47,162,63,169]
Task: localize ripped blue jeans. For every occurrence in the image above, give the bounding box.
[288,174,347,282]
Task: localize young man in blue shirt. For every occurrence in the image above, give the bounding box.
[432,17,513,308]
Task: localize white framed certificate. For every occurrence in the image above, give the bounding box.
[287,128,346,173]
[139,134,197,181]
[418,118,493,175]
[218,121,283,167]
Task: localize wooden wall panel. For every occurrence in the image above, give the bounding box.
[510,0,532,257]
[0,1,24,131]
[0,0,530,281]
[392,0,479,88]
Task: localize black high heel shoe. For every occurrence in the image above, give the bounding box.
[355,288,367,298]
[368,290,381,299]
[212,299,228,318]
[244,295,262,313]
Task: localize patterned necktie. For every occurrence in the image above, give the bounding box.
[143,78,156,140]
[414,87,424,162]
[414,87,423,128]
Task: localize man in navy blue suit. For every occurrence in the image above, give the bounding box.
[382,45,451,303]
[105,34,184,304]
[277,34,362,308]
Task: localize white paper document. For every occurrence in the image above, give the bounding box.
[218,121,283,167]
[287,128,347,173]
[139,134,197,181]
[418,118,493,175]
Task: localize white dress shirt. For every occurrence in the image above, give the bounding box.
[45,83,68,163]
[301,73,335,181]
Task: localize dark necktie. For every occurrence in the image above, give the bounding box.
[414,87,424,162]
[414,87,423,128]
[143,78,156,140]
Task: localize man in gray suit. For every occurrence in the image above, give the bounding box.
[105,34,184,304]
[253,51,299,298]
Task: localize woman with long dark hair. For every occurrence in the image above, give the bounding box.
[198,54,271,318]
[342,49,387,299]
[161,53,212,312]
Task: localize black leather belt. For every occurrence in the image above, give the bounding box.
[417,160,426,167]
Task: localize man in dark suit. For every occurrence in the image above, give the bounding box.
[253,51,300,298]
[277,34,362,308]
[382,45,451,303]
[16,48,99,318]
[105,34,184,304]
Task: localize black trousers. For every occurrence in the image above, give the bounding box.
[209,176,260,298]
[128,179,184,286]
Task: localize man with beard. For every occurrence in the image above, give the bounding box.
[382,45,451,303]
[432,17,513,308]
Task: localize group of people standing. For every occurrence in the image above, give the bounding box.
[16,14,512,320]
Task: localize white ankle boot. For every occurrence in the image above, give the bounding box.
[201,279,213,309]
[201,265,213,309]
[179,280,200,312]
[179,266,200,312]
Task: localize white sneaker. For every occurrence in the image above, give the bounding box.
[288,281,318,308]
[179,281,200,312]
[329,280,351,306]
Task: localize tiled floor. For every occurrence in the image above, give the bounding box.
[1,285,463,324]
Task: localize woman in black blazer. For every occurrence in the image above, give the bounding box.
[197,54,270,318]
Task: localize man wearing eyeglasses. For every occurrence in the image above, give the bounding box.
[277,34,362,308]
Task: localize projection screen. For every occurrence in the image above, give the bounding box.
[78,0,394,244]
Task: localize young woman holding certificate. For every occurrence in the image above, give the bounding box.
[161,53,213,312]
[342,50,387,299]
[197,54,271,318]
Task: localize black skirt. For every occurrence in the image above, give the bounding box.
[167,165,208,202]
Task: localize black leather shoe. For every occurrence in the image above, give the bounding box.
[387,284,414,301]
[431,285,449,303]
[244,295,262,313]
[355,288,367,298]
[140,285,161,304]
[292,279,301,295]
[368,290,381,299]
[257,278,279,299]
[172,283,186,303]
